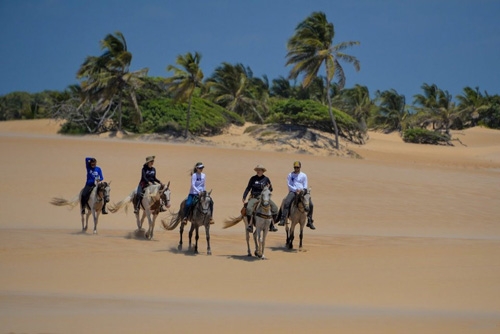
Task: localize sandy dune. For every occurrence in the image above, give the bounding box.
[1,119,499,333]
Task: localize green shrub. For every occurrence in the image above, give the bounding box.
[267,98,361,140]
[138,97,244,135]
[402,128,451,145]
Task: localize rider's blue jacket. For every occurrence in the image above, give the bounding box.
[85,157,104,186]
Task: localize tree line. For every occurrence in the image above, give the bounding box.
[1,12,498,147]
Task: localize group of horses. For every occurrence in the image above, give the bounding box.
[50,182,312,259]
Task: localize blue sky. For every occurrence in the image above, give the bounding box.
[1,0,499,102]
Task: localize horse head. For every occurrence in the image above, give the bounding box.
[296,188,310,212]
[160,181,171,209]
[198,190,212,214]
[259,185,271,208]
[99,181,111,203]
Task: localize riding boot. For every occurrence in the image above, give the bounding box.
[307,216,316,230]
[102,203,108,215]
[246,215,253,232]
[278,209,288,226]
[133,196,141,214]
[269,214,278,232]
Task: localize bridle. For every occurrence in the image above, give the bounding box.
[97,182,110,203]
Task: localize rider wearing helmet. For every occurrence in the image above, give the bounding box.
[81,157,107,215]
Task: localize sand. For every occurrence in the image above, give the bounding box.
[1,119,499,333]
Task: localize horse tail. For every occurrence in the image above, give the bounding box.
[108,190,134,214]
[50,194,80,208]
[161,211,182,231]
[222,214,244,229]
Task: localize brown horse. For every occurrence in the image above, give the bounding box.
[281,188,311,250]
[162,190,213,255]
[50,181,111,234]
[109,182,171,240]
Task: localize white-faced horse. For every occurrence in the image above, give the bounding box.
[109,182,171,240]
[50,181,111,234]
[281,188,311,250]
[223,186,272,259]
[162,190,213,255]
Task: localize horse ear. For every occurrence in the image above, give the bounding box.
[209,189,212,195]
[166,181,170,189]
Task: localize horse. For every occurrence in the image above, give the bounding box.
[280,188,311,250]
[108,182,171,240]
[50,181,111,234]
[162,190,213,255]
[223,186,272,259]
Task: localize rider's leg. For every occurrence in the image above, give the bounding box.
[279,192,295,225]
[182,194,194,223]
[269,200,279,232]
[80,184,93,214]
[307,198,315,229]
[134,185,143,214]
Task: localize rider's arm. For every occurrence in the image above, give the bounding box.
[242,177,253,201]
[287,173,297,192]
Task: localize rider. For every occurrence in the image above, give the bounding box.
[242,164,279,233]
[181,162,214,224]
[278,161,315,229]
[134,155,164,214]
[81,157,107,215]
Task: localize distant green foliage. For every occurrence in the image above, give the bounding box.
[59,121,88,135]
[267,98,361,138]
[402,128,451,145]
[138,96,244,135]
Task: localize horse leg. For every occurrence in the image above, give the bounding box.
[299,223,304,249]
[188,224,194,250]
[92,210,99,234]
[288,224,295,249]
[81,211,86,232]
[261,227,269,260]
[147,214,157,240]
[144,210,154,240]
[178,223,184,251]
[205,223,211,256]
[253,227,259,257]
[193,226,199,254]
[245,230,252,257]
[285,222,290,247]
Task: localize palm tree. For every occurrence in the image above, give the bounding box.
[286,11,360,149]
[413,83,460,135]
[77,31,148,131]
[337,84,373,135]
[373,89,408,134]
[205,62,265,123]
[165,51,204,138]
[456,86,489,127]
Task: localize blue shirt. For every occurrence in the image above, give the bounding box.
[85,157,104,186]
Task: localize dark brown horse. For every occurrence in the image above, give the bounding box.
[162,190,213,255]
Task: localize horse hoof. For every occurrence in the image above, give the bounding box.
[247,253,252,257]
[93,230,97,234]
[177,245,182,251]
[207,250,212,256]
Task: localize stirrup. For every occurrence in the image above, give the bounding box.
[209,217,215,225]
